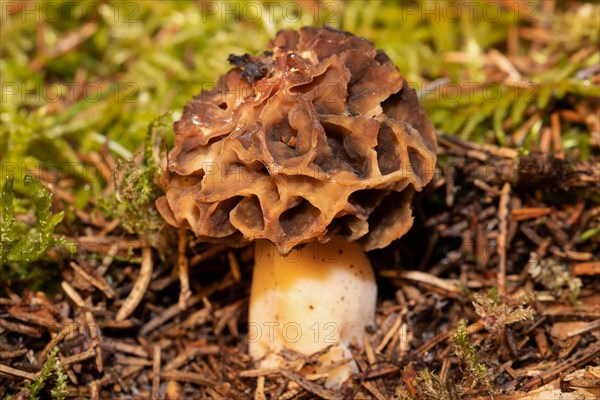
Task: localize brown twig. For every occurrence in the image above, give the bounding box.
[498,183,511,297]
[177,229,191,309]
[279,370,343,400]
[152,344,161,400]
[116,241,152,321]
[521,343,600,390]
[0,364,37,381]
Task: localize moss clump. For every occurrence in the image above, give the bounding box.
[101,115,171,243]
[1,175,74,282]
[472,288,536,338]
[452,319,490,388]
[415,369,451,400]
[528,252,582,304]
[12,346,68,400]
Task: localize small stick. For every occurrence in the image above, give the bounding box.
[362,380,388,400]
[566,319,600,338]
[69,262,115,299]
[152,344,161,400]
[115,356,152,366]
[376,311,404,353]
[363,336,376,365]
[61,281,87,309]
[401,363,418,398]
[0,349,28,360]
[0,318,44,337]
[89,381,100,400]
[189,244,228,266]
[416,320,485,356]
[254,376,266,400]
[521,343,600,390]
[177,229,191,309]
[572,261,600,276]
[540,127,552,154]
[439,133,518,159]
[498,183,511,298]
[362,365,401,380]
[163,348,201,371]
[160,370,218,386]
[551,112,564,159]
[227,251,242,282]
[380,270,462,294]
[116,242,152,321]
[97,242,119,275]
[239,367,283,378]
[8,309,61,332]
[279,370,343,400]
[85,311,103,373]
[37,326,73,367]
[62,347,96,367]
[0,363,37,381]
[140,294,203,336]
[488,48,521,80]
[110,341,149,358]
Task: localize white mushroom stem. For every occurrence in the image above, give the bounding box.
[248,238,377,387]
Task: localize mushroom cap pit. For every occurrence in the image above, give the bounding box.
[157,26,437,254]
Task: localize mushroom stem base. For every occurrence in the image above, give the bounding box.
[248,238,377,375]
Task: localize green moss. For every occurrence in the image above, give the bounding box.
[452,319,490,387]
[1,175,74,282]
[21,346,68,400]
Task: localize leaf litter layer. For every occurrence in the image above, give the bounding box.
[1,1,599,399]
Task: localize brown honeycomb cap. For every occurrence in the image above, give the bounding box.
[157,26,437,254]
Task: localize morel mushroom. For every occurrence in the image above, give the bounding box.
[157,26,437,386]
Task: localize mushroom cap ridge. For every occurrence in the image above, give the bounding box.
[157,26,437,254]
